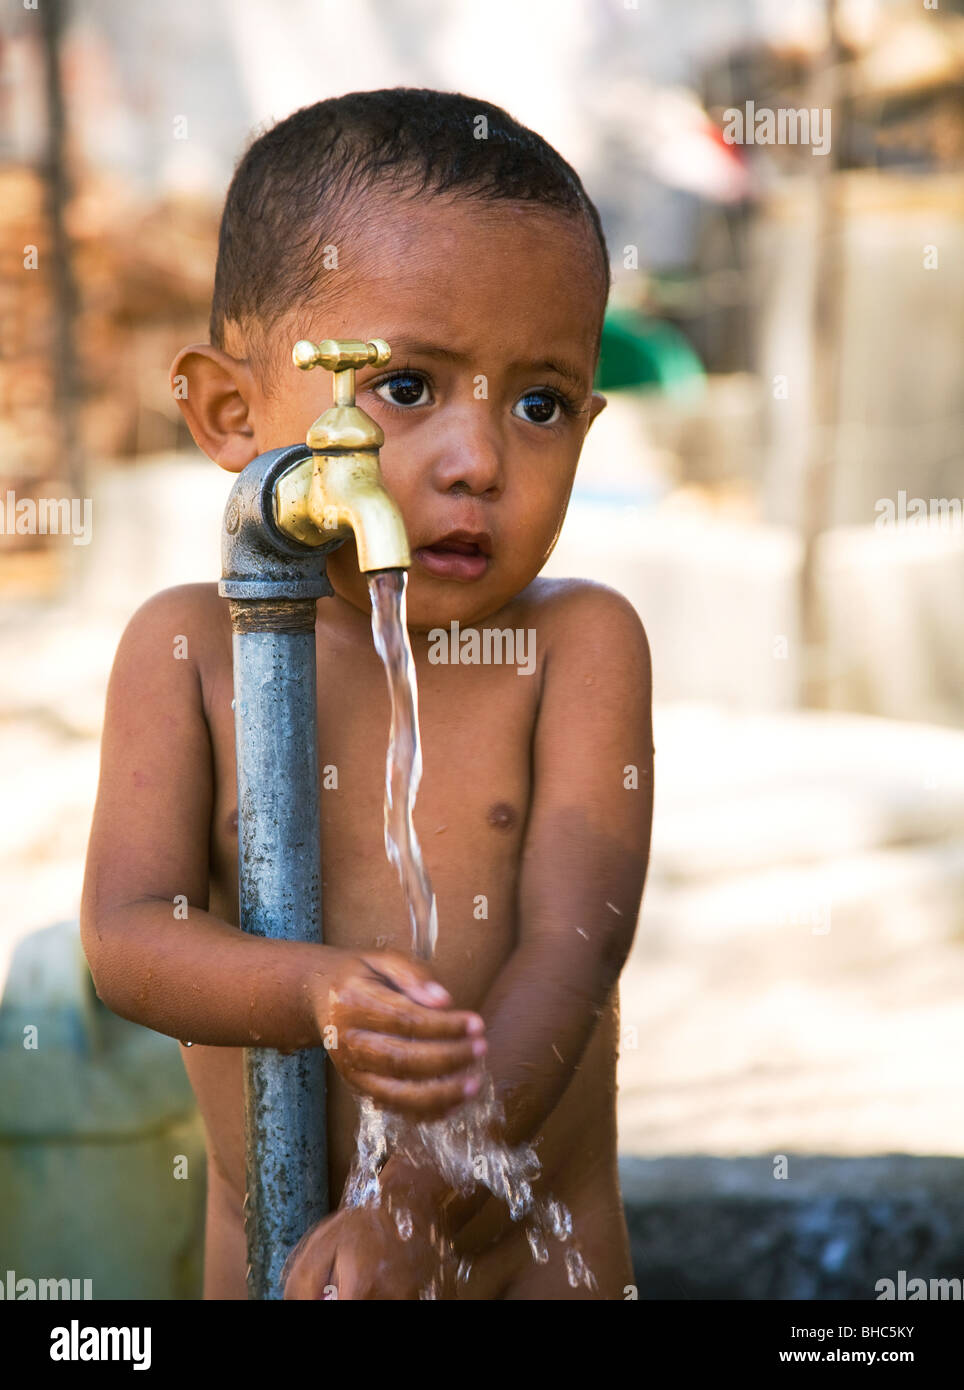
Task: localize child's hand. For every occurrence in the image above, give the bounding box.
[320,949,487,1118]
[281,1203,450,1301]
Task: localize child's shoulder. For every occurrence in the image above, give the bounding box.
[519,576,650,661]
[113,581,229,682]
[123,580,223,629]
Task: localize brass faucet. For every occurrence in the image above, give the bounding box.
[274,337,412,572]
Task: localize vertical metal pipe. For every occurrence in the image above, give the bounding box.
[220,444,333,1301]
[230,598,328,1300]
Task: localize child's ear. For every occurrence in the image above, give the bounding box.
[587,391,607,429]
[169,344,259,473]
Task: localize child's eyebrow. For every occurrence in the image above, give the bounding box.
[380,339,589,392]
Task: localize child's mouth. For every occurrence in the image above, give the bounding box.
[415,532,491,582]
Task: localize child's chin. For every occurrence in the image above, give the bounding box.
[404,607,459,637]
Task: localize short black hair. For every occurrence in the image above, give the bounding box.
[209,87,611,393]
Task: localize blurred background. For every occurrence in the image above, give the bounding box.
[1,0,963,1298]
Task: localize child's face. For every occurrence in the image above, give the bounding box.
[183,195,607,635]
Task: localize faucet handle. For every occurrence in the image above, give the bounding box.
[292,337,391,373]
[292,338,391,410]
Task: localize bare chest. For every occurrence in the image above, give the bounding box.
[203,632,540,1005]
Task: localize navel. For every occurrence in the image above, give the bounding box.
[487,801,516,831]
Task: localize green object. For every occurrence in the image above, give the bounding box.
[594,306,705,398]
[0,920,206,1300]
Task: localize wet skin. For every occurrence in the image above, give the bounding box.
[82,195,654,1298]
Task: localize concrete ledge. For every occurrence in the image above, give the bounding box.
[619,1156,964,1299]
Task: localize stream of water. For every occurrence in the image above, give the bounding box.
[341,570,596,1298]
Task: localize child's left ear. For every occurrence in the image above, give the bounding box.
[587,391,607,427]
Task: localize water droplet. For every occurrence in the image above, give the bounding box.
[507,1181,532,1222]
[526,1227,549,1264]
[565,1247,586,1288]
[547,1200,572,1241]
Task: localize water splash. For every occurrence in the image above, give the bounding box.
[352,570,595,1295]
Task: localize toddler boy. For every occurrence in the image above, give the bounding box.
[80,87,653,1300]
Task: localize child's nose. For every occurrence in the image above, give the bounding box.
[429,418,504,496]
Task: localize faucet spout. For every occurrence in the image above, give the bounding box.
[309,450,411,574]
[273,337,412,573]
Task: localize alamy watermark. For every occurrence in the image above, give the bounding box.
[0,1268,93,1299]
[875,491,963,532]
[722,102,831,156]
[0,490,92,545]
[876,1270,964,1300]
[426,621,536,676]
[773,898,832,936]
[50,1320,151,1370]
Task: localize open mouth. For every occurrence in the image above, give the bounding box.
[415,532,491,582]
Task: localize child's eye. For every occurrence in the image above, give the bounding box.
[373,371,431,410]
[512,389,578,427]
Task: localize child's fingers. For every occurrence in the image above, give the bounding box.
[282,1233,336,1300]
[358,951,453,1008]
[339,976,484,1040]
[343,1028,487,1079]
[349,1067,483,1118]
[329,1244,353,1301]
[280,1227,315,1297]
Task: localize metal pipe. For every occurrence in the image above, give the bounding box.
[220,444,335,1301]
[231,597,327,1301]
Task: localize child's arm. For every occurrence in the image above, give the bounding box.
[81,586,483,1110]
[379,584,653,1226]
